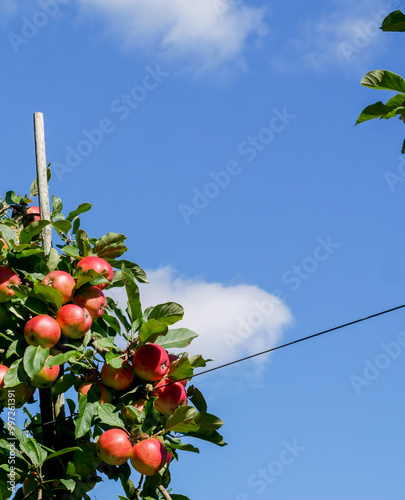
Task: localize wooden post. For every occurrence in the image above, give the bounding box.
[33,113,55,450]
[33,113,52,256]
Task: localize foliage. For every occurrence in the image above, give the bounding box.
[356,10,405,152]
[0,177,225,499]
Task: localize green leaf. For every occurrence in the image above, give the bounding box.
[76,229,92,257]
[52,373,77,396]
[97,403,126,429]
[122,264,142,331]
[75,395,99,439]
[4,359,27,387]
[23,345,49,378]
[47,351,80,366]
[171,495,192,500]
[165,406,197,432]
[46,247,61,272]
[360,70,405,93]
[61,245,81,259]
[144,302,184,326]
[381,10,405,31]
[66,203,93,222]
[0,224,17,248]
[155,328,198,349]
[76,268,108,289]
[45,447,81,462]
[52,220,72,235]
[109,260,148,283]
[30,167,51,197]
[139,319,168,343]
[355,101,400,124]
[93,233,128,259]
[52,195,63,215]
[187,386,207,413]
[33,283,64,308]
[20,437,48,466]
[186,430,227,446]
[60,479,76,492]
[19,220,51,244]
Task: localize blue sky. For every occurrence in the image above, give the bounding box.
[2,0,405,498]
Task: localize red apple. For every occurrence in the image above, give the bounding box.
[56,304,92,339]
[31,357,60,389]
[76,256,114,290]
[41,270,76,304]
[96,428,132,466]
[0,364,9,395]
[100,361,134,391]
[0,266,20,303]
[73,287,107,319]
[153,379,187,416]
[130,438,168,476]
[132,344,170,382]
[27,205,41,222]
[78,381,113,404]
[24,315,61,348]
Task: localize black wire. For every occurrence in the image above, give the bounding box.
[189,302,405,380]
[21,302,405,429]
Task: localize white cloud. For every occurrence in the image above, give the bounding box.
[76,0,267,74]
[272,0,394,71]
[109,267,293,367]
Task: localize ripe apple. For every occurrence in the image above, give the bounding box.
[76,256,114,290]
[153,379,187,416]
[0,266,20,303]
[0,364,9,399]
[132,344,170,382]
[96,428,132,466]
[130,438,168,476]
[121,399,146,425]
[41,270,76,304]
[0,304,7,328]
[24,314,61,349]
[26,205,41,222]
[100,361,134,391]
[78,380,113,404]
[73,286,107,319]
[31,357,60,389]
[56,304,92,339]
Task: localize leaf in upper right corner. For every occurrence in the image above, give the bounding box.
[360,70,405,93]
[381,10,405,31]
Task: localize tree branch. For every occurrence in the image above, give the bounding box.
[158,485,173,500]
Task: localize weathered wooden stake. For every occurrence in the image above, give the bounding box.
[33,113,55,451]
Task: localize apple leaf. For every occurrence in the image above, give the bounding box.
[76,229,92,257]
[75,394,99,439]
[4,359,27,387]
[360,70,405,93]
[168,357,193,382]
[93,232,128,259]
[66,203,93,222]
[122,264,142,331]
[19,220,51,245]
[155,328,198,349]
[108,260,149,283]
[44,447,81,462]
[187,386,207,413]
[144,302,184,326]
[185,430,227,447]
[0,224,17,248]
[60,479,76,492]
[30,167,51,197]
[75,268,108,289]
[138,319,168,344]
[381,10,405,31]
[97,404,126,429]
[33,283,64,309]
[165,406,197,432]
[52,220,72,236]
[52,373,77,396]
[23,345,49,379]
[46,351,81,367]
[61,244,81,259]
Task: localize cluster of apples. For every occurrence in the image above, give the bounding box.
[93,343,188,475]
[0,256,114,404]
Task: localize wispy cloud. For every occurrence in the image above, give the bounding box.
[272,0,397,72]
[77,0,267,74]
[109,267,293,366]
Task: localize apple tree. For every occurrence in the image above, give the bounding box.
[0,174,225,499]
[356,10,405,151]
